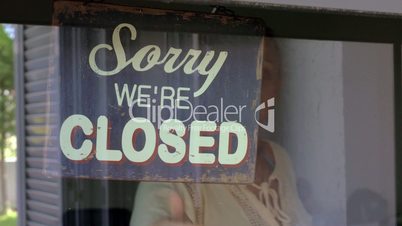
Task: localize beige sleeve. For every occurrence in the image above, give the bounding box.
[130,182,197,226]
[271,142,312,226]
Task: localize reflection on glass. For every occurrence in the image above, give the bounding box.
[14,24,397,226]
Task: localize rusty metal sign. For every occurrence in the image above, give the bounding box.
[52,1,265,183]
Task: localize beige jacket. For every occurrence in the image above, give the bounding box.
[130,142,312,226]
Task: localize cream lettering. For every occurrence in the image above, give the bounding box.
[88,23,228,97]
[60,115,249,166]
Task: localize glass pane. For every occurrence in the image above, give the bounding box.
[8,23,397,226]
[273,39,395,226]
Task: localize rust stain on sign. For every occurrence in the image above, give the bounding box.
[53,1,266,33]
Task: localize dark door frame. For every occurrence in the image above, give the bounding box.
[7,1,402,225]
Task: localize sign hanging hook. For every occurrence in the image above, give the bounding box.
[210,5,236,17]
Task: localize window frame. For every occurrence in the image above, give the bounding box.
[9,1,402,225]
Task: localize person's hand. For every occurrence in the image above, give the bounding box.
[152,191,199,226]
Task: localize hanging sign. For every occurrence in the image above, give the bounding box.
[52,1,265,183]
